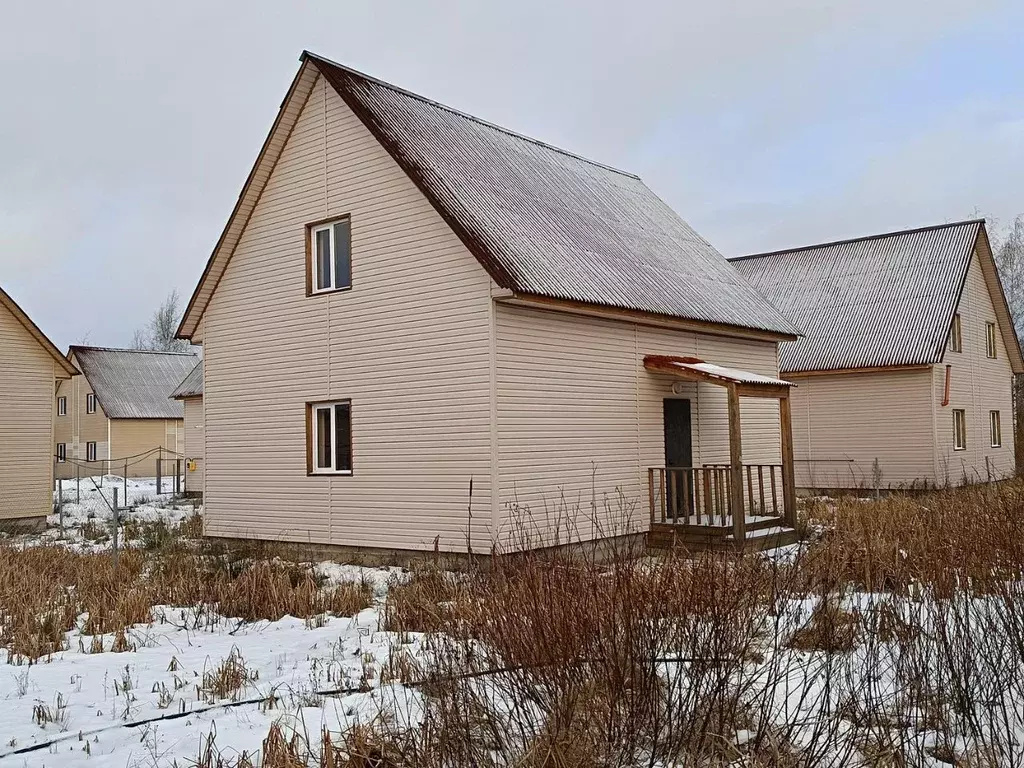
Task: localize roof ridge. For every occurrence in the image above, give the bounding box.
[70,345,197,356]
[729,219,985,263]
[302,51,642,181]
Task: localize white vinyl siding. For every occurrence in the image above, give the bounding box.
[493,303,782,549]
[934,252,1015,483]
[0,299,60,521]
[201,75,494,552]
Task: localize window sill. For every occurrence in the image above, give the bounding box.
[307,285,353,298]
[308,470,354,477]
[953,447,967,452]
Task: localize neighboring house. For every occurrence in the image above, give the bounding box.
[0,286,79,530]
[732,220,1023,491]
[54,347,198,479]
[175,51,804,555]
[170,361,204,496]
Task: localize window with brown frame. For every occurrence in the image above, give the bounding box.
[986,322,997,359]
[308,217,352,294]
[949,313,962,353]
[953,409,967,451]
[307,401,352,474]
[991,410,1002,448]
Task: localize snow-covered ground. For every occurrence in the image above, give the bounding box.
[30,476,198,553]
[0,479,421,767]
[0,600,422,766]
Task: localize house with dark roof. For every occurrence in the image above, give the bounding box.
[170,361,204,495]
[54,346,199,479]
[176,52,806,554]
[732,220,1023,491]
[0,285,78,530]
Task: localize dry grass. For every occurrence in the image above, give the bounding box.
[0,518,373,664]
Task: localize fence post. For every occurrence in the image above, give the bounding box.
[57,478,64,531]
[112,487,119,571]
[175,459,182,495]
[156,455,162,495]
[76,464,80,505]
[123,461,128,506]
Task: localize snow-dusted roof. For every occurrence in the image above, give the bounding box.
[170,361,203,399]
[644,355,792,389]
[178,52,800,340]
[730,220,1020,374]
[70,347,199,419]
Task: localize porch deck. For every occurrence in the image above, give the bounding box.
[647,464,798,551]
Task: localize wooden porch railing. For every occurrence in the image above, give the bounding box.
[648,464,792,530]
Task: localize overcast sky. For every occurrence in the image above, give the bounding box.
[2,0,1022,349]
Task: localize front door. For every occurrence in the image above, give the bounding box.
[663,399,693,519]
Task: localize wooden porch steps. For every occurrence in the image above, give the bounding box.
[648,521,799,552]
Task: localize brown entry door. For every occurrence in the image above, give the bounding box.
[663,399,693,519]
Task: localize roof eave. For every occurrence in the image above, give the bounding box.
[0,287,78,377]
[177,58,321,340]
[501,291,800,343]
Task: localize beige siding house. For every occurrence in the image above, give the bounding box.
[177,52,803,554]
[170,361,204,495]
[732,221,1023,491]
[0,286,78,529]
[55,347,198,479]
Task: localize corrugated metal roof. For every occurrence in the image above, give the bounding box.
[170,361,203,399]
[644,355,791,387]
[307,54,799,337]
[730,221,982,373]
[70,347,199,419]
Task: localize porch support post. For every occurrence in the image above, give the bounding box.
[780,394,797,528]
[727,383,745,542]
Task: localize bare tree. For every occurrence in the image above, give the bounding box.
[132,290,190,352]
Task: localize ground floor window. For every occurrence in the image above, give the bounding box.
[953,409,967,451]
[86,442,97,462]
[308,401,352,474]
[56,443,66,462]
[991,410,1002,448]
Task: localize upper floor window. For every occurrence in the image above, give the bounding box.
[953,409,967,451]
[986,322,997,359]
[57,396,67,416]
[309,218,352,294]
[86,393,96,414]
[308,401,353,475]
[949,313,962,353]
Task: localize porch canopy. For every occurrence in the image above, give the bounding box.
[643,355,796,541]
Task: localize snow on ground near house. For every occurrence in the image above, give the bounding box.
[0,481,421,766]
[23,476,199,553]
[0,591,421,767]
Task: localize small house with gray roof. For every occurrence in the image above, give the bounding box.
[54,346,199,479]
[176,51,809,554]
[732,220,1023,491]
